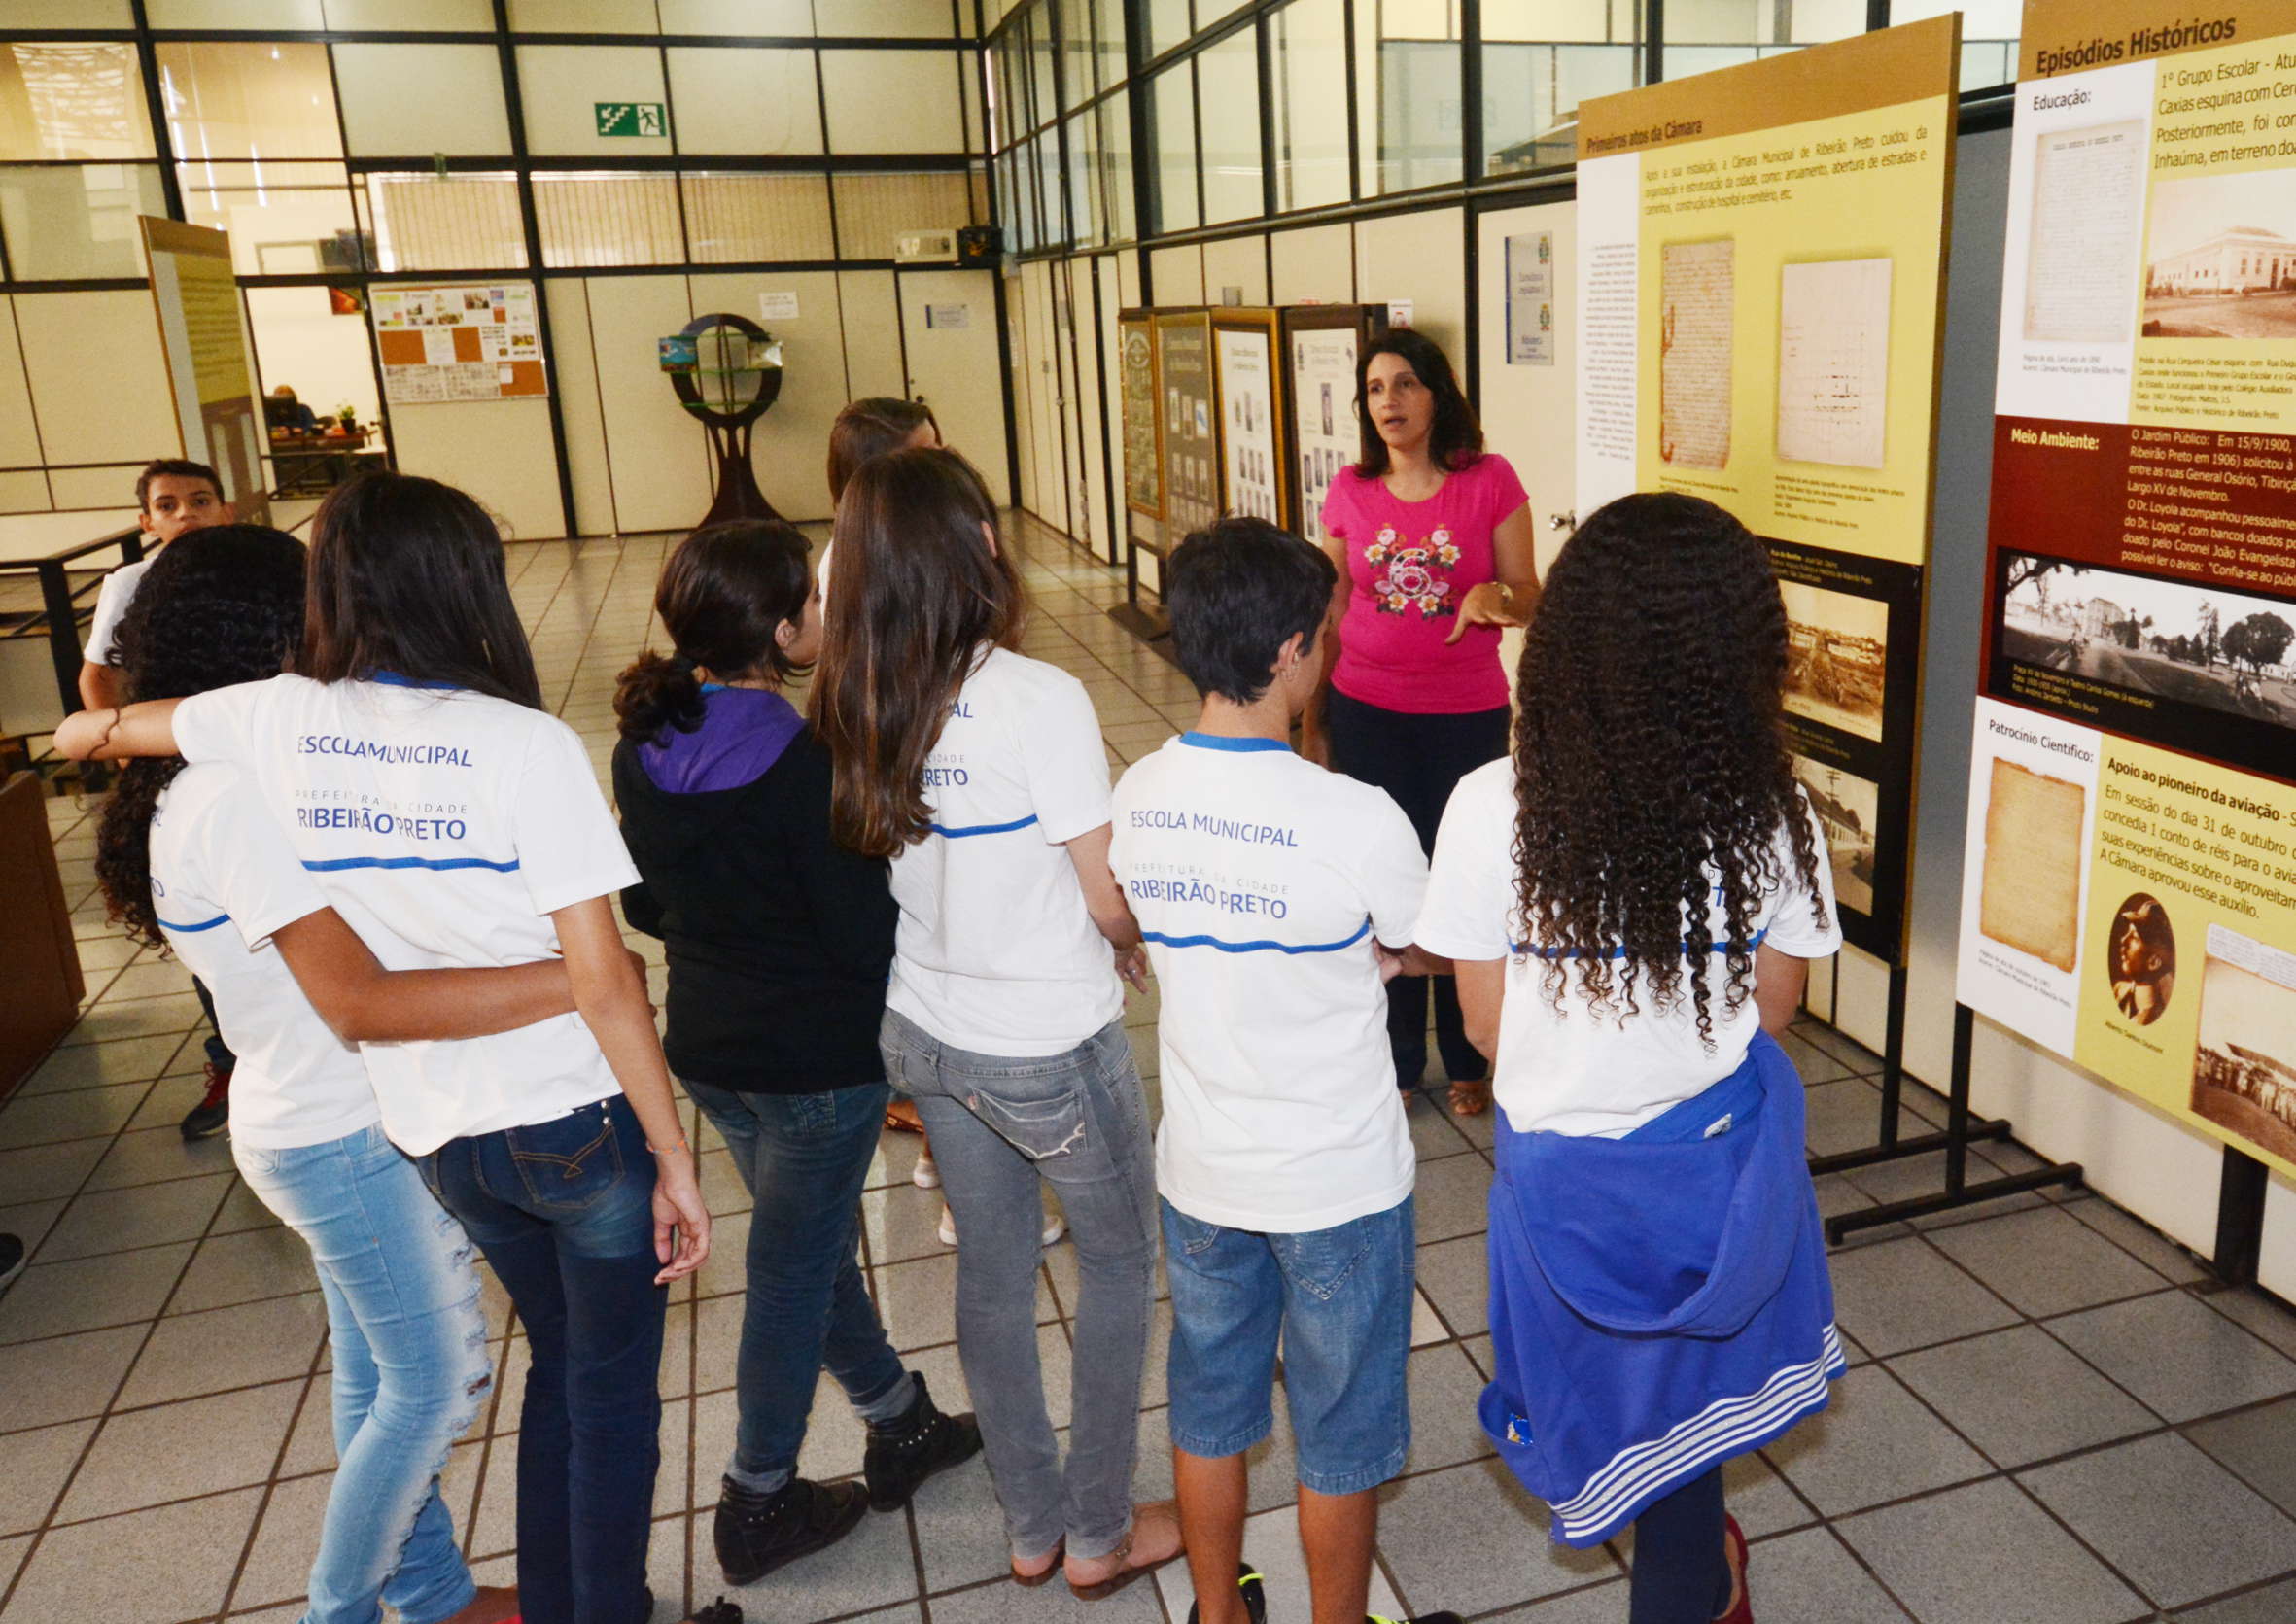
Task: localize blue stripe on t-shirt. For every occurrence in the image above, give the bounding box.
[157,912,231,933]
[1509,927,1770,959]
[1178,732,1289,753]
[302,854,522,874]
[928,813,1041,839]
[1143,916,1372,955]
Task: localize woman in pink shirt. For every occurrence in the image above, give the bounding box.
[1311,330,1539,1116]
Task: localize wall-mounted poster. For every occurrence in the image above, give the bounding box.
[1157,309,1218,544]
[1284,305,1390,548]
[1506,230,1556,366]
[1120,313,1163,519]
[1958,0,2296,1180]
[1213,310,1284,527]
[373,283,546,402]
[141,217,268,526]
[1573,17,1962,961]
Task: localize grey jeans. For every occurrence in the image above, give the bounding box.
[881,1008,1158,1563]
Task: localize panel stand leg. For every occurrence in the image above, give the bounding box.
[2214,1148,2269,1288]
[1826,1003,2083,1243]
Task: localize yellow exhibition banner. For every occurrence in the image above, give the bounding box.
[1961,0,2296,1179]
[1573,17,1961,963]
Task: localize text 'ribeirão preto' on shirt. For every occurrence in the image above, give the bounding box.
[1126,877,1289,917]
[1125,809,1300,847]
[297,734,476,767]
[296,805,470,841]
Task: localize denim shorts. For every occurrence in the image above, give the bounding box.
[1162,1193,1414,1497]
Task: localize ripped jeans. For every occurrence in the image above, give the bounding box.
[234,1123,491,1624]
[881,1011,1158,1564]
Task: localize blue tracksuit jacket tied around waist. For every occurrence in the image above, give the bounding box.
[1478,1028,1844,1547]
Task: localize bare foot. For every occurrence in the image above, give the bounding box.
[1012,1539,1063,1585]
[1448,1077,1492,1117]
[438,1586,519,1624]
[1065,1500,1184,1595]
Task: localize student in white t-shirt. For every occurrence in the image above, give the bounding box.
[91,525,602,1624]
[810,447,1176,1597]
[58,472,722,1624]
[79,458,234,711]
[1414,493,1844,1624]
[1110,517,1466,1624]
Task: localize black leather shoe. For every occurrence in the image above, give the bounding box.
[713,1476,866,1585]
[862,1374,983,1511]
[1185,1561,1269,1624]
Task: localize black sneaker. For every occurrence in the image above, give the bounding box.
[1372,1612,1464,1623]
[862,1373,982,1511]
[712,1476,866,1585]
[179,1062,232,1141]
[1185,1561,1269,1624]
[0,1233,24,1295]
[687,1601,742,1624]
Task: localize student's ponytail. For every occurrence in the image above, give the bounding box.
[613,650,706,746]
[614,520,814,747]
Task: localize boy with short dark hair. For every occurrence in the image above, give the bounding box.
[81,460,238,1140]
[79,459,233,711]
[1109,517,1459,1624]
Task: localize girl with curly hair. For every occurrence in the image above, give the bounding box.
[92,524,598,1624]
[1415,493,1844,1624]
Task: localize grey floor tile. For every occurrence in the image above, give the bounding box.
[1824,1236,2019,1358]
[1374,1459,1616,1613]
[56,992,206,1048]
[1409,1152,1492,1243]
[124,1071,218,1133]
[1483,1580,1633,1622]
[2188,1393,2296,1513]
[2059,1197,2211,1282]
[1779,1028,1859,1084]
[0,1241,191,1344]
[1720,1525,1907,1624]
[1839,1477,2149,1624]
[909,1447,1016,1592]
[0,1197,65,1261]
[0,1079,149,1150]
[1404,1341,1494,1473]
[3,1484,262,1624]
[168,1225,322,1315]
[1841,1147,2049,1224]
[207,1177,288,1236]
[1763,1365,1990,1516]
[2020,1432,2296,1609]
[860,1179,955,1266]
[1889,1324,2160,1469]
[1804,1079,1895,1158]
[1413,1233,1488,1338]
[930,1575,1163,1624]
[1407,1096,1476,1162]
[36,1171,232,1262]
[1722,1449,1819,1538]
[1927,1204,2174,1319]
[15,1033,185,1095]
[2203,1287,2296,1361]
[0,1138,115,1204]
[0,1324,145,1433]
[57,1377,302,1522]
[118,1290,330,1407]
[2176,1574,2296,1622]
[2050,1291,2296,1423]
[80,1123,236,1192]
[0,1417,94,1536]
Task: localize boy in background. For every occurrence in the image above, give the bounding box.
[80,460,239,1139]
[1109,517,1459,1624]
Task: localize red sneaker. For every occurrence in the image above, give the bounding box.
[1715,1513,1753,1624]
[179,1062,232,1141]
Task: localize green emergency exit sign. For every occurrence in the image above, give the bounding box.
[595,102,667,137]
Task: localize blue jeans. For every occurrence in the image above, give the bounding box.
[418,1096,665,1624]
[881,1010,1157,1563]
[681,1079,915,1493]
[234,1123,490,1624]
[1162,1195,1414,1496]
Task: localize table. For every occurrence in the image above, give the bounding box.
[270,429,380,497]
[0,507,143,723]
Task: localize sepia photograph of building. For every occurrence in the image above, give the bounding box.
[1792,755,1878,916]
[2142,173,2296,337]
[1781,579,1888,742]
[2193,947,2296,1165]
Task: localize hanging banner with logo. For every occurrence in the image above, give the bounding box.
[1573,17,1962,960]
[1959,0,2296,1179]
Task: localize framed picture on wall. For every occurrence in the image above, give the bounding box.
[1210,306,1290,533]
[1119,311,1164,523]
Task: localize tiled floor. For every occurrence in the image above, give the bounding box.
[6,514,2296,1624]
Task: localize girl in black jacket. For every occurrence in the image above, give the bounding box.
[612,521,981,1586]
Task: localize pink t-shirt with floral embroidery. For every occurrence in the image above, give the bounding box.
[1319,453,1529,714]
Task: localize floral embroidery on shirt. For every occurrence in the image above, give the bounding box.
[1362,524,1461,618]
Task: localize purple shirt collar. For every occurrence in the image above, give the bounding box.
[639,686,803,793]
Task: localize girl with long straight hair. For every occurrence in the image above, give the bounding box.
[610,521,981,1588]
[92,524,598,1624]
[59,472,723,1624]
[811,446,1179,1596]
[1311,328,1541,1118]
[1416,493,1844,1624]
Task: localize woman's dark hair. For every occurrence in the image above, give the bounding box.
[614,520,814,746]
[827,397,939,504]
[811,446,1026,858]
[1510,492,1826,1046]
[296,471,542,708]
[1166,517,1337,705]
[1354,329,1483,478]
[95,526,307,949]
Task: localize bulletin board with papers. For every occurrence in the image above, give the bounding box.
[373,283,547,403]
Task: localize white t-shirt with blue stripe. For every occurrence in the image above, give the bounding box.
[1111,733,1426,1232]
[885,646,1125,1056]
[174,674,640,1155]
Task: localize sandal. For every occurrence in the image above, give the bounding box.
[1714,1513,1752,1624]
[885,1100,925,1134]
[1447,1076,1492,1117]
[1066,1501,1184,1599]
